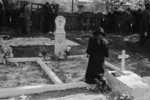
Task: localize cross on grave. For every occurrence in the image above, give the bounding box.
[118,50,129,71]
[55,16,66,57]
[58,19,63,26]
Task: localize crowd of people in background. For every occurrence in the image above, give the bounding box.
[0,0,32,35]
[0,0,59,36]
[104,1,150,46]
[0,0,31,34]
[43,2,59,34]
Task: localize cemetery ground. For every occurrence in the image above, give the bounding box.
[1,31,150,100]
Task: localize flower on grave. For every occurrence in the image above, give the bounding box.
[1,44,13,57]
[65,45,71,56]
[0,44,13,57]
[120,96,125,100]
[107,91,133,100]
[39,47,48,60]
[124,34,140,43]
[18,94,27,100]
[0,44,13,64]
[119,92,133,100]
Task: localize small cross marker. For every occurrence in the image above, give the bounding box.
[59,19,63,26]
[118,50,129,71]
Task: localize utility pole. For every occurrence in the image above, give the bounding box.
[72,0,74,13]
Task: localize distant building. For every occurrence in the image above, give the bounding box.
[75,0,107,13]
[4,0,108,13]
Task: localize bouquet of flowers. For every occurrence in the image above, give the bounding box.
[107,91,133,100]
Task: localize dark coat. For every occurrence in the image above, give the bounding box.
[85,36,109,84]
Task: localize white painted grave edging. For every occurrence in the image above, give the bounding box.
[7,57,63,84]
[36,59,63,84]
[0,82,87,98]
[7,57,41,62]
[0,57,87,98]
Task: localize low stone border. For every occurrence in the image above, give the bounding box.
[7,57,63,84]
[36,59,63,84]
[0,56,121,98]
[0,82,87,98]
[0,57,64,98]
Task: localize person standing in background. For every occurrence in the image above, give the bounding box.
[43,2,52,33]
[0,2,4,31]
[22,1,31,34]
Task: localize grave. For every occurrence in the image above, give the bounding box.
[106,50,150,100]
[0,62,53,88]
[0,16,89,99]
[0,57,65,98]
[54,15,67,57]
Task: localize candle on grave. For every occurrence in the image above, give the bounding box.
[118,50,129,71]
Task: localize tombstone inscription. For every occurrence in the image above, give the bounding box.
[54,16,67,57]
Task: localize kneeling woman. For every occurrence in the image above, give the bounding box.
[85,27,109,90]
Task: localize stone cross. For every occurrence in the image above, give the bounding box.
[59,19,63,26]
[54,15,66,57]
[118,50,129,71]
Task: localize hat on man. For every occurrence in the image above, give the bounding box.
[93,27,106,37]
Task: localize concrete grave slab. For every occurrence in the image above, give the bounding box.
[106,70,150,100]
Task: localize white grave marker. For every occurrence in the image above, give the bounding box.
[118,50,129,71]
[54,16,67,57]
[105,50,150,100]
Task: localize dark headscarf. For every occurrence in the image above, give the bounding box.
[93,27,106,37]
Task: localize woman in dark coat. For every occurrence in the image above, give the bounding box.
[85,27,109,85]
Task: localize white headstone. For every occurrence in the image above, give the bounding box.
[54,16,67,57]
[118,50,129,71]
